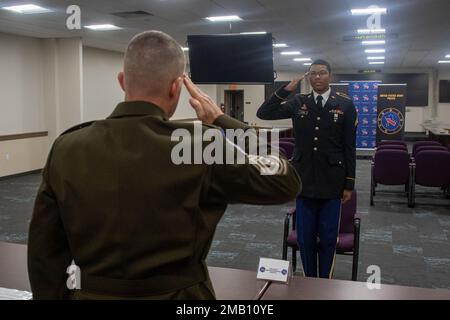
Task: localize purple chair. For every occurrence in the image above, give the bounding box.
[376,145,408,152]
[370,150,411,206]
[378,140,407,147]
[415,146,448,155]
[282,190,361,281]
[278,147,287,157]
[280,137,296,145]
[279,141,295,160]
[409,150,450,207]
[412,141,442,157]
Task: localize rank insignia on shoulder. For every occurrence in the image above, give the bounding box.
[336,92,351,100]
[281,101,287,105]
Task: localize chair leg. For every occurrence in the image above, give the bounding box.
[370,164,375,206]
[351,253,359,281]
[292,248,297,272]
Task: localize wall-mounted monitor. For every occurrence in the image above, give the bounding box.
[187,33,274,84]
[439,80,450,103]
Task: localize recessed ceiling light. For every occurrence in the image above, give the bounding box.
[293,58,312,62]
[304,63,312,66]
[351,8,387,15]
[182,47,189,51]
[369,61,385,65]
[362,40,386,45]
[281,51,301,55]
[2,4,52,14]
[240,31,266,35]
[446,54,450,58]
[367,56,385,60]
[85,24,122,31]
[273,43,288,48]
[365,49,385,53]
[438,61,450,64]
[205,15,242,22]
[358,29,386,34]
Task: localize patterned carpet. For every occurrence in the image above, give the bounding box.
[1,160,449,289]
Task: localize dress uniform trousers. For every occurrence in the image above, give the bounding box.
[296,197,341,278]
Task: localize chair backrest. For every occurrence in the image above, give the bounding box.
[279,147,287,157]
[376,145,408,152]
[415,145,448,155]
[415,151,450,187]
[412,141,442,156]
[339,190,357,234]
[373,150,410,185]
[279,141,295,159]
[280,137,296,145]
[378,140,407,147]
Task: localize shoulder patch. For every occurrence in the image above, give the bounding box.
[336,92,351,100]
[60,121,96,136]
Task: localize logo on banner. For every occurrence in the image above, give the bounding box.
[372,117,377,125]
[363,95,370,101]
[362,117,369,125]
[353,83,360,90]
[372,106,378,113]
[378,107,404,135]
[353,95,359,101]
[373,95,378,102]
[361,129,369,136]
[362,106,369,113]
[361,140,368,147]
[363,83,370,90]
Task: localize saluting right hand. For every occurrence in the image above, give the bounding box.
[183,75,224,124]
[285,72,309,92]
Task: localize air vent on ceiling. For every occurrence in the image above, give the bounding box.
[112,11,154,20]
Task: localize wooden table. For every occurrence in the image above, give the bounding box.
[262,275,450,300]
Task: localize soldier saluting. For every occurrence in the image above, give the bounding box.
[257,59,357,278]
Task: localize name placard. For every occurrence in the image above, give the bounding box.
[256,258,290,283]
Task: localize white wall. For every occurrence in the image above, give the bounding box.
[0,32,45,135]
[83,47,124,121]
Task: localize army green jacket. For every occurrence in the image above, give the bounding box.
[28,101,301,299]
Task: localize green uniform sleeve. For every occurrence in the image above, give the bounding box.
[28,143,72,299]
[204,115,301,205]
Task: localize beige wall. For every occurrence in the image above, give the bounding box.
[0,32,46,136]
[438,68,450,122]
[0,137,48,177]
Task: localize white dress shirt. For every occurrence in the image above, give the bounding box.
[313,87,331,107]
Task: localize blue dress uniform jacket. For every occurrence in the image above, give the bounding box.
[257,86,357,199]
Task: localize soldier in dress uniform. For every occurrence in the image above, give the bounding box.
[27,30,301,299]
[257,59,357,278]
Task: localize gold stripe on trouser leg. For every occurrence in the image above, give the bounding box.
[329,203,342,279]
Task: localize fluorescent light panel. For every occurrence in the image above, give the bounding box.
[438,61,450,64]
[293,58,312,62]
[367,56,385,60]
[358,29,386,34]
[273,43,288,48]
[281,51,301,55]
[85,24,121,30]
[2,4,52,14]
[304,63,312,66]
[365,49,385,53]
[351,8,387,15]
[240,31,266,35]
[362,40,386,45]
[446,54,450,58]
[205,15,242,22]
[182,47,189,51]
[369,61,384,65]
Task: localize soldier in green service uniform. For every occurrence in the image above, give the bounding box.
[27,30,301,300]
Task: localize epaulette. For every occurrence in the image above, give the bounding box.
[336,92,351,100]
[60,121,96,136]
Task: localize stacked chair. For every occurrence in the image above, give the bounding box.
[371,140,450,207]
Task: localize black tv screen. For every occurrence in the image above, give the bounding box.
[439,80,450,103]
[187,34,274,84]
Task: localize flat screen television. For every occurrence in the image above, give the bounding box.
[187,33,274,84]
[439,80,450,103]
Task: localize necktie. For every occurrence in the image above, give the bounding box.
[316,95,323,108]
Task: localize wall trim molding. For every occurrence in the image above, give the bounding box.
[0,169,42,181]
[0,132,48,142]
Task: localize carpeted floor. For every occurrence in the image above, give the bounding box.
[1,159,449,289]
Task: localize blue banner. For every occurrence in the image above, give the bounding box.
[347,81,381,149]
